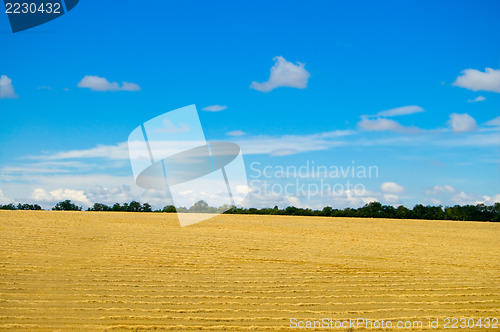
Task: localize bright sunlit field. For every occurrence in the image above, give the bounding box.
[0,211,498,331]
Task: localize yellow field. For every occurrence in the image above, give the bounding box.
[0,211,498,331]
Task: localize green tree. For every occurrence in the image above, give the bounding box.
[90,203,111,211]
[0,203,16,210]
[52,200,82,211]
[162,205,176,213]
[190,200,210,213]
[128,201,142,212]
[142,203,152,212]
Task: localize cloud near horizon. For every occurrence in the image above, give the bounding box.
[77,75,141,92]
[424,184,500,206]
[32,188,91,206]
[250,56,310,92]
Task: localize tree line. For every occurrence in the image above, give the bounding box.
[0,203,42,210]
[1,200,499,222]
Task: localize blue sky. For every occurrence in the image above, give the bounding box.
[0,0,499,209]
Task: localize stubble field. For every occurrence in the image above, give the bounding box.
[0,211,498,331]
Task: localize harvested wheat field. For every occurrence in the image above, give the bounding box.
[0,211,498,331]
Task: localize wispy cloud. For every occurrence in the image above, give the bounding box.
[35,142,130,160]
[380,182,405,194]
[235,130,354,156]
[25,121,500,164]
[77,75,141,92]
[357,105,423,133]
[425,185,455,195]
[37,86,52,91]
[227,130,247,136]
[468,96,486,103]
[269,149,299,157]
[155,119,190,133]
[452,68,500,93]
[485,116,500,127]
[0,75,18,99]
[358,117,420,133]
[202,105,227,112]
[250,56,310,92]
[376,105,424,117]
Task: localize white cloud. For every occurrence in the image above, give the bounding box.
[270,149,298,157]
[38,142,130,160]
[236,130,352,156]
[121,82,141,91]
[0,188,12,204]
[1,160,97,175]
[357,106,423,133]
[481,194,500,205]
[227,130,247,136]
[485,116,500,127]
[86,185,133,205]
[32,188,91,206]
[77,75,140,92]
[448,113,478,133]
[383,194,400,204]
[429,198,442,205]
[156,119,190,133]
[425,185,456,195]
[451,191,500,205]
[0,75,18,99]
[202,105,227,112]
[468,96,486,103]
[452,68,500,93]
[0,171,142,209]
[358,117,419,133]
[376,105,424,117]
[424,185,499,206]
[380,182,405,194]
[250,56,310,92]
